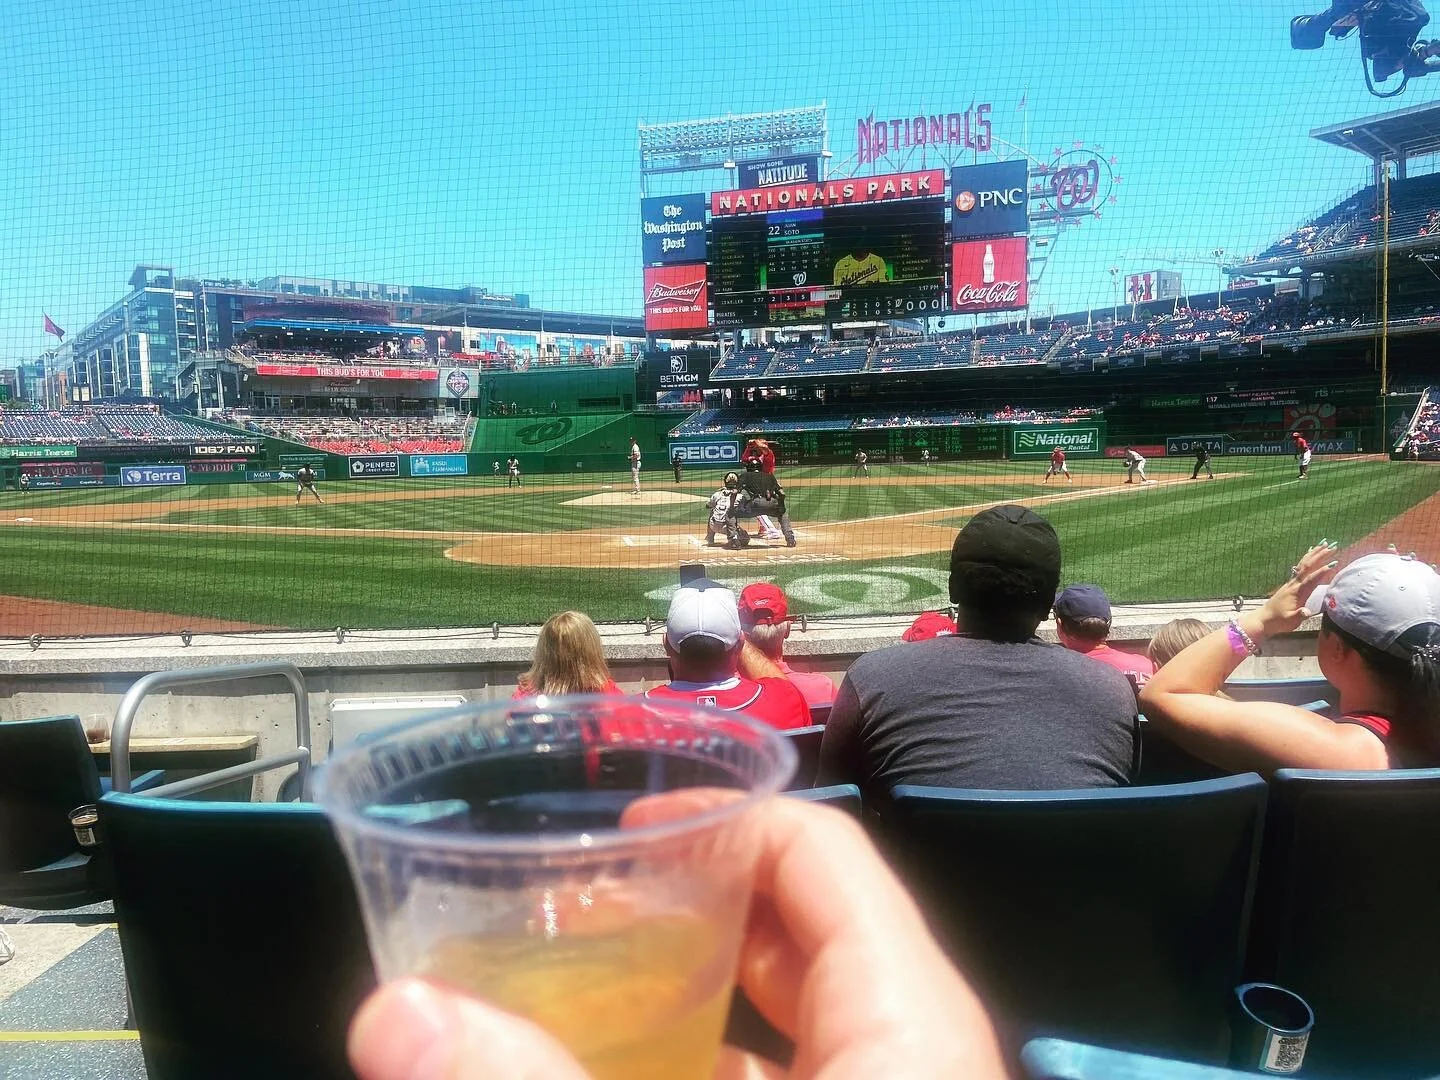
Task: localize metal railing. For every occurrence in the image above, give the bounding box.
[110,661,312,799]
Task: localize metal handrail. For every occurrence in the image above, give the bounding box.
[110,662,311,798]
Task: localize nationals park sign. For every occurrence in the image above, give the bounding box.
[1011,426,1103,458]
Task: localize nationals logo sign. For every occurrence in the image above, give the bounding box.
[643,265,708,332]
[951,238,1028,313]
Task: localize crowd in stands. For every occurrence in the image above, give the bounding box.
[702,291,1440,385]
[1404,387,1440,459]
[0,405,221,446]
[439,509,1440,1079]
[235,414,470,454]
[1248,172,1440,264]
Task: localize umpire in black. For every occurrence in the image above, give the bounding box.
[728,459,796,547]
[1191,444,1215,480]
[672,450,684,484]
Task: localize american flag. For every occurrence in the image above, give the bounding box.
[43,314,65,340]
[1017,92,1027,111]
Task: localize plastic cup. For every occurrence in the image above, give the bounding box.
[316,695,796,1080]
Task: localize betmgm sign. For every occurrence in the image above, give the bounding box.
[669,440,740,468]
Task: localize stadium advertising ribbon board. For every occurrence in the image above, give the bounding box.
[0,445,77,459]
[254,363,439,381]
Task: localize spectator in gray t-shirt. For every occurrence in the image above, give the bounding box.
[818,505,1138,800]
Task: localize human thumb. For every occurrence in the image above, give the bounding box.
[349,977,593,1080]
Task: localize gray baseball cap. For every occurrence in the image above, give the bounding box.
[1307,553,1440,658]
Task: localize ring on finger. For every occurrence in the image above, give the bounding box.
[1289,565,1302,580]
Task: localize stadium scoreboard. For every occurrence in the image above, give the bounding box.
[711,200,947,328]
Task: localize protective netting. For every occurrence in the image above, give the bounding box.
[0,0,1437,636]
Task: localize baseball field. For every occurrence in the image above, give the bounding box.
[0,455,1435,636]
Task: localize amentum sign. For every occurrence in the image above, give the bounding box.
[348,455,400,478]
[669,440,740,467]
[1012,427,1101,457]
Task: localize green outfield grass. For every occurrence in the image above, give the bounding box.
[0,456,1433,632]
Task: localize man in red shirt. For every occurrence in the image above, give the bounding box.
[1044,446,1071,484]
[737,583,835,712]
[1291,431,1312,480]
[1053,584,1155,690]
[645,579,810,730]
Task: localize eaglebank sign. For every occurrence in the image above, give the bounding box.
[669,440,740,467]
[1011,426,1102,457]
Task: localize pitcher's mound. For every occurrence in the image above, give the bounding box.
[563,491,708,507]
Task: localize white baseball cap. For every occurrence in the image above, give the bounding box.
[1307,553,1440,659]
[666,580,742,650]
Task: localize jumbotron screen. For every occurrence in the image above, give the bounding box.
[710,199,946,327]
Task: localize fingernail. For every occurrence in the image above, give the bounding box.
[350,979,461,1080]
[1327,561,1339,568]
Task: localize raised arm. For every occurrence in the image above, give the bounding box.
[1139,542,1388,774]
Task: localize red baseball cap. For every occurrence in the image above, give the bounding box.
[902,611,959,642]
[738,583,789,626]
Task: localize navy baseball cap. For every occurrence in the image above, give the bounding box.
[1054,584,1112,623]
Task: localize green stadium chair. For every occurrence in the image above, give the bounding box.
[882,775,1268,1064]
[1247,768,1440,1079]
[100,794,375,1080]
[780,724,825,790]
[0,714,160,910]
[1020,1038,1402,1080]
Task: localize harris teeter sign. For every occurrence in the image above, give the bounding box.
[1011,426,1103,457]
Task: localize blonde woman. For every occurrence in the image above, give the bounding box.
[512,611,621,699]
[1146,618,1213,670]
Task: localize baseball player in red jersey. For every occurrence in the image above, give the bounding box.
[1292,431,1312,480]
[742,438,782,539]
[1044,447,1072,483]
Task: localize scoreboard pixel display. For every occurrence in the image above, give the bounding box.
[710,199,946,328]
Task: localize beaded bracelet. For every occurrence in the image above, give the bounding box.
[1227,619,1262,657]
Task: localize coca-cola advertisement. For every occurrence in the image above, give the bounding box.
[643,263,709,332]
[951,238,1028,313]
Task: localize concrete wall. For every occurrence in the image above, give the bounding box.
[0,600,1323,801]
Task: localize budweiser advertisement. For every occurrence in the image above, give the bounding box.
[253,363,439,381]
[643,264,709,332]
[951,238,1028,313]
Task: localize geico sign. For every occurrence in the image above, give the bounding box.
[953,186,1025,213]
[670,442,739,463]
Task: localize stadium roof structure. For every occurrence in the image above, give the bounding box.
[1311,100,1440,162]
[638,105,829,187]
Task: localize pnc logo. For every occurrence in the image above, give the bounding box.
[646,280,705,306]
[955,187,1025,213]
[954,190,976,212]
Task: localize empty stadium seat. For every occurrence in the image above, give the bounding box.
[1246,768,1440,1079]
[0,715,108,909]
[883,774,1268,1063]
[100,793,376,1080]
[780,724,825,790]
[1020,1038,1358,1080]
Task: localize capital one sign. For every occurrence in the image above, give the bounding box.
[951,238,1028,313]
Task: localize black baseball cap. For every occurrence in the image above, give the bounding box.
[949,504,1062,612]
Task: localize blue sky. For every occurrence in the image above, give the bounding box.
[0,0,1429,359]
